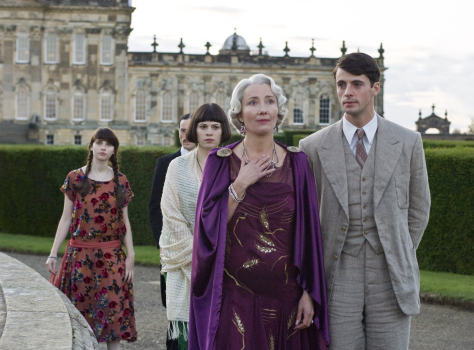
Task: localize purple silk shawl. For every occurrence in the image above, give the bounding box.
[188,141,329,349]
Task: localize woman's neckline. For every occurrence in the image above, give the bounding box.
[230,148,288,169]
[80,168,114,182]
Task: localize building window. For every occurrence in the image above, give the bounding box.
[100,35,113,65]
[293,95,304,125]
[161,92,173,122]
[16,34,30,63]
[74,135,82,145]
[134,90,147,122]
[319,95,331,125]
[73,34,86,65]
[136,135,146,146]
[189,91,199,114]
[44,87,58,121]
[215,92,225,110]
[46,135,54,145]
[72,92,86,121]
[100,93,114,121]
[45,34,58,64]
[15,86,29,120]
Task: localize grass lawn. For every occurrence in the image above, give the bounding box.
[1,232,473,302]
[0,232,160,266]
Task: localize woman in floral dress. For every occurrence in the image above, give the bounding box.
[46,127,137,350]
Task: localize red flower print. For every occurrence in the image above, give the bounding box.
[74,261,82,269]
[94,216,105,224]
[102,320,108,328]
[99,193,110,201]
[74,199,83,210]
[101,224,108,233]
[124,290,130,299]
[101,269,109,278]
[76,293,85,302]
[121,332,131,340]
[125,181,130,189]
[123,308,130,317]
[96,310,105,319]
[109,301,117,308]
[71,284,78,292]
[104,252,112,259]
[95,260,105,268]
[91,198,99,206]
[83,276,92,284]
[118,317,123,324]
[80,230,87,237]
[118,267,124,276]
[111,207,118,215]
[100,287,108,295]
[94,293,101,300]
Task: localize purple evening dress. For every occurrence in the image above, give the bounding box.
[215,152,319,350]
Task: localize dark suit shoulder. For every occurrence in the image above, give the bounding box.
[155,150,181,166]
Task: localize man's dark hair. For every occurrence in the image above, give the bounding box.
[333,53,380,87]
[186,103,232,144]
[179,113,191,123]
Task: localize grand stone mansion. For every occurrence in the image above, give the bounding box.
[0,0,386,146]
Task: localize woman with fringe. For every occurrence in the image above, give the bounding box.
[46,127,137,349]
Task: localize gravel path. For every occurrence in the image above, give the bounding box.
[5,252,474,350]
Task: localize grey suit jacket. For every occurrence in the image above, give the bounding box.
[300,115,431,315]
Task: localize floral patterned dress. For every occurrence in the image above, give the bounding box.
[59,168,137,343]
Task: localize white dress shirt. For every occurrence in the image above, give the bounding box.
[342,113,378,157]
[180,146,190,156]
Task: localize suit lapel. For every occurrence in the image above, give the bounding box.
[374,116,403,208]
[317,121,349,219]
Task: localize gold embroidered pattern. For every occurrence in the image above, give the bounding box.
[242,258,260,269]
[233,213,247,247]
[259,206,270,230]
[233,309,245,350]
[258,234,274,247]
[287,307,298,340]
[224,269,253,294]
[269,330,275,350]
[255,242,276,254]
[261,308,277,325]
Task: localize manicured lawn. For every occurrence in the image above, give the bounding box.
[1,232,473,301]
[0,232,160,266]
[420,270,474,301]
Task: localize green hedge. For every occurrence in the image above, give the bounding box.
[0,145,176,246]
[417,147,474,275]
[2,144,474,275]
[174,131,286,147]
[422,140,474,149]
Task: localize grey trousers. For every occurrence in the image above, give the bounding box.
[328,242,411,350]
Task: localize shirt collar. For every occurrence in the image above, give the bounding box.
[180,146,190,155]
[342,112,378,145]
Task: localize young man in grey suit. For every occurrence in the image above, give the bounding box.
[300,53,431,349]
[149,113,195,308]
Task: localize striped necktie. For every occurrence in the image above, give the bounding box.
[356,128,367,169]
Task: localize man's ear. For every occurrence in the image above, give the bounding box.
[373,82,381,96]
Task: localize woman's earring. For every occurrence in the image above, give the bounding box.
[240,122,246,136]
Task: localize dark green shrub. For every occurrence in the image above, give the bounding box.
[417,147,474,275]
[282,130,315,146]
[0,145,177,246]
[422,140,474,149]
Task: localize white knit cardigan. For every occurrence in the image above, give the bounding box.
[159,148,201,329]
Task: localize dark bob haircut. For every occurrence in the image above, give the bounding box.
[333,52,380,87]
[186,103,232,144]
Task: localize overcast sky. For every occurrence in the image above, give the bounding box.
[128,0,473,132]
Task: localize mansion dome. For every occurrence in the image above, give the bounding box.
[219,32,250,55]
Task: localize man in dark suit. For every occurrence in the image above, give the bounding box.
[149,113,195,307]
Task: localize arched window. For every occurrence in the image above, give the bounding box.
[44,87,58,121]
[189,91,199,114]
[45,34,58,64]
[101,35,113,65]
[72,89,86,121]
[134,90,147,122]
[161,92,173,122]
[100,91,114,121]
[15,85,29,120]
[215,92,226,110]
[319,95,331,125]
[293,95,304,125]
